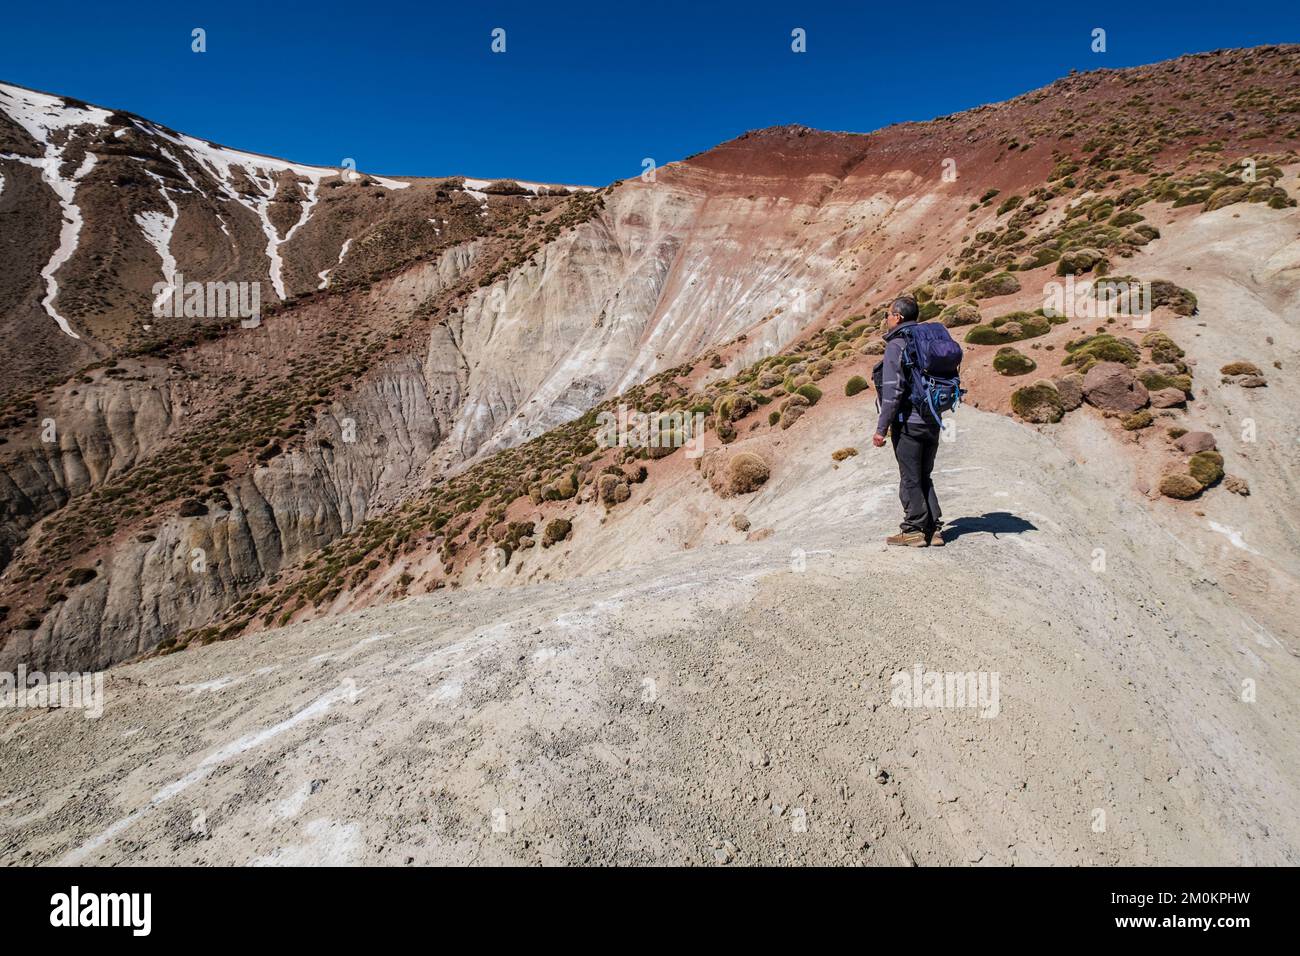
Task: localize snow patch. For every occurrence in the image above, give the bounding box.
[0,85,112,338]
[460,176,592,195]
[317,237,353,289]
[136,172,179,312]
[143,125,402,298]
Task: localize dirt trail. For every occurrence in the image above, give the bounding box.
[3,398,1296,865]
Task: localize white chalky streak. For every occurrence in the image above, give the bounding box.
[61,684,355,864]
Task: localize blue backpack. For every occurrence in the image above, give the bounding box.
[896,322,965,423]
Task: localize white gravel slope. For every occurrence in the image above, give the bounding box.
[2,399,1296,866]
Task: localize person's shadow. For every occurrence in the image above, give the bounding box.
[941,512,1037,543]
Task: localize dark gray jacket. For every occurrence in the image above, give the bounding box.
[874,325,927,435]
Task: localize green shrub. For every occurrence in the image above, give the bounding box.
[940,303,981,328]
[1142,331,1185,365]
[717,393,754,421]
[1149,280,1197,316]
[542,472,578,500]
[965,312,1050,345]
[542,518,572,548]
[796,383,823,405]
[1019,246,1060,269]
[1121,409,1154,430]
[1010,382,1064,423]
[1172,188,1212,208]
[1203,185,1250,211]
[993,347,1037,376]
[1159,473,1203,499]
[1055,248,1109,276]
[1188,451,1224,486]
[972,272,1021,299]
[845,375,869,397]
[1138,370,1192,393]
[1061,334,1140,370]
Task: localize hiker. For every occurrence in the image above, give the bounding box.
[871,296,964,547]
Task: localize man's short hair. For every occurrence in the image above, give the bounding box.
[891,296,919,322]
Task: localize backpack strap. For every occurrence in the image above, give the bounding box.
[889,325,917,422]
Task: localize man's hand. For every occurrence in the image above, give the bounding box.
[872,432,887,448]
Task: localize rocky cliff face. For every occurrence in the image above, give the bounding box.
[3,45,1299,671]
[2,355,443,669]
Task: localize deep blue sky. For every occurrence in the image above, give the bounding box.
[3,2,1296,185]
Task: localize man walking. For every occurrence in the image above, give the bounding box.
[872,296,947,547]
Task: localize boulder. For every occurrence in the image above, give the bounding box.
[1149,387,1187,408]
[1083,361,1149,412]
[1052,373,1085,411]
[1174,431,1217,454]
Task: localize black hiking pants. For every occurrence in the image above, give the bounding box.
[890,421,942,534]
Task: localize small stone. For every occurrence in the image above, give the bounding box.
[1224,475,1250,496]
[1052,373,1085,411]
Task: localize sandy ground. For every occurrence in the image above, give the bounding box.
[2,394,1297,865]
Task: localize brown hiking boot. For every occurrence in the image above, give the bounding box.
[927,529,946,547]
[886,530,928,548]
